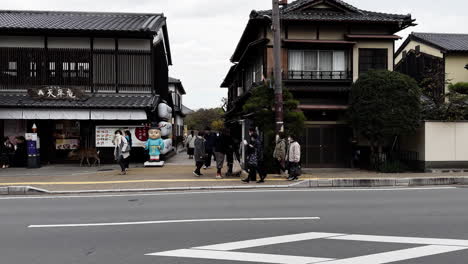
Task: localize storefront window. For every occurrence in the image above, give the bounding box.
[53,121,80,150]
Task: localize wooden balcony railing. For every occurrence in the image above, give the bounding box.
[285,70,352,81]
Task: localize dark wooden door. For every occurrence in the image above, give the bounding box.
[302,125,351,168]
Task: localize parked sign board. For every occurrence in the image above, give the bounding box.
[95,126,148,148]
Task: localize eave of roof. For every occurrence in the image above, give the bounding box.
[346,34,401,40]
[0,10,166,34]
[169,77,186,95]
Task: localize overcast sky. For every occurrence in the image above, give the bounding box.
[2,0,467,110]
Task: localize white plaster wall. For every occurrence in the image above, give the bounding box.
[0,36,45,48]
[424,122,468,161]
[94,38,115,50]
[455,123,468,161]
[48,37,90,49]
[287,25,317,40]
[424,122,456,161]
[119,39,150,51]
[320,25,346,40]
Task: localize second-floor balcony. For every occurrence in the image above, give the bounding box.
[285,70,352,81]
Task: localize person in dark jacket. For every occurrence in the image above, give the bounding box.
[124,130,133,170]
[242,129,263,183]
[193,131,206,177]
[203,127,216,169]
[13,136,27,167]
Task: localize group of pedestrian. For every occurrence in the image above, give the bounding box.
[113,130,132,175]
[0,136,27,169]
[188,127,301,182]
[191,127,236,179]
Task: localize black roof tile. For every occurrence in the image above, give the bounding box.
[0,93,159,109]
[0,10,165,33]
[412,32,468,52]
[252,0,412,25]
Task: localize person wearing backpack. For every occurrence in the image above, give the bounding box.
[287,134,301,181]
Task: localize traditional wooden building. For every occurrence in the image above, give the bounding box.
[0,10,172,163]
[395,32,468,95]
[221,0,415,168]
[168,77,186,141]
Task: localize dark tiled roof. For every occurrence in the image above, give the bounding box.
[169,76,186,95]
[412,32,468,52]
[252,0,413,25]
[0,10,165,33]
[0,93,158,109]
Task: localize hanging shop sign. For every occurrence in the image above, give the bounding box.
[95,126,149,148]
[28,86,88,101]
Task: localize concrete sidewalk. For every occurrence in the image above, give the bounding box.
[1,161,468,195]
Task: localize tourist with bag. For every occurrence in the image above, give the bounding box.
[287,134,301,181]
[273,132,287,176]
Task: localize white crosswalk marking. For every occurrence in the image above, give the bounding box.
[147,231,468,263]
[147,249,335,264]
[327,234,468,247]
[320,245,467,264]
[195,232,343,251]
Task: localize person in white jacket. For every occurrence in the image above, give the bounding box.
[114,130,129,175]
[287,134,301,181]
[185,131,196,159]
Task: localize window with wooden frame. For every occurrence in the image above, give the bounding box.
[359,48,388,75]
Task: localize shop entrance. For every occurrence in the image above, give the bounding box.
[301,125,352,168]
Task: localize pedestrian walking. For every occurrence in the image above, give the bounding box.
[287,134,301,181]
[13,136,27,167]
[214,129,232,179]
[224,130,235,177]
[186,131,196,159]
[193,131,206,177]
[124,130,133,170]
[203,127,216,169]
[273,132,287,175]
[0,137,13,169]
[242,129,263,183]
[113,130,130,175]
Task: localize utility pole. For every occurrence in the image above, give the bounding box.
[272,0,284,133]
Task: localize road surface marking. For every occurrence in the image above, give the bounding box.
[147,231,468,263]
[195,232,342,251]
[28,217,320,228]
[320,245,467,264]
[328,234,468,247]
[0,187,457,200]
[147,249,334,264]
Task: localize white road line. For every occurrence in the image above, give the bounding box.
[195,232,341,251]
[146,249,334,264]
[328,234,468,247]
[319,245,467,264]
[28,217,320,228]
[0,187,458,200]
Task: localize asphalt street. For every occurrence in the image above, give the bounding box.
[1,187,468,263]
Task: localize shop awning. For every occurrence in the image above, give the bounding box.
[22,109,91,120]
[90,110,147,120]
[0,108,147,120]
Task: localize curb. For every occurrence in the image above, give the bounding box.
[0,186,49,195]
[1,176,468,195]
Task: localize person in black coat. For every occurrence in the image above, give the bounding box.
[13,136,27,167]
[203,127,217,169]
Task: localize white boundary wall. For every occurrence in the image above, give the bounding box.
[401,122,468,164]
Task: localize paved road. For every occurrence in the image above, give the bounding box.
[1,187,468,263]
